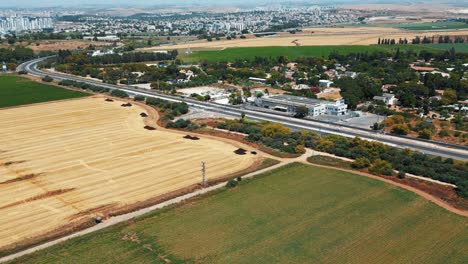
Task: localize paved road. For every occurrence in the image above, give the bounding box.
[18,58,468,161]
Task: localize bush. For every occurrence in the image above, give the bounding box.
[397,170,406,179]
[352,157,371,169]
[438,130,450,138]
[110,89,129,98]
[418,129,432,139]
[226,179,238,188]
[42,75,53,82]
[134,95,146,102]
[369,159,393,176]
[391,124,410,135]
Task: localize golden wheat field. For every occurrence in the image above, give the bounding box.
[0,97,258,250]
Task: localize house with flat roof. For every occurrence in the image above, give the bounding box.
[373,93,397,106]
[255,94,347,117]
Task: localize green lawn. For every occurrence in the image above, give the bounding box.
[0,75,89,108]
[181,45,440,62]
[9,163,468,264]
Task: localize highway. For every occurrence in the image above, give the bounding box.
[19,58,468,161]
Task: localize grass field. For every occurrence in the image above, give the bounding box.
[9,163,468,264]
[393,21,468,31]
[425,43,468,53]
[181,45,440,62]
[0,97,258,251]
[0,75,89,108]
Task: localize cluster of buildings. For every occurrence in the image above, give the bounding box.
[0,16,54,33]
[53,7,357,37]
[255,94,348,117]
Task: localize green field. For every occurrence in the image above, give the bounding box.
[9,163,468,264]
[182,45,441,62]
[366,21,468,31]
[0,75,89,108]
[394,21,468,31]
[425,43,468,53]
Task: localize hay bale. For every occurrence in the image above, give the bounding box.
[183,135,200,140]
[234,148,247,155]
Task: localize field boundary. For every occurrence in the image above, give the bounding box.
[307,162,468,217]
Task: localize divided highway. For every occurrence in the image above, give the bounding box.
[19,58,468,161]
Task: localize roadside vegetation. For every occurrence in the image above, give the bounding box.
[8,163,467,264]
[198,118,468,197]
[0,75,89,108]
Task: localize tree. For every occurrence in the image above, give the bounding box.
[228,92,243,105]
[294,105,309,118]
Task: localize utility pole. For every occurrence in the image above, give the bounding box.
[201,161,206,187]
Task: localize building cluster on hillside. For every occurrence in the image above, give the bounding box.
[0,16,54,33]
[52,7,357,37]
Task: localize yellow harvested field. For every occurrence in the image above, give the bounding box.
[0,97,258,250]
[141,28,468,50]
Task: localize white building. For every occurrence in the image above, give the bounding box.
[373,93,397,106]
[319,80,334,88]
[255,94,347,117]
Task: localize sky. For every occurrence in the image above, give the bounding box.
[0,0,459,8]
[0,0,413,8]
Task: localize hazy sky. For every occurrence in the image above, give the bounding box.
[0,0,395,8]
[0,0,459,8]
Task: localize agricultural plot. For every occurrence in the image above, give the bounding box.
[143,27,468,53]
[0,97,258,252]
[393,21,468,31]
[9,163,468,264]
[425,43,468,53]
[181,45,439,62]
[0,75,89,108]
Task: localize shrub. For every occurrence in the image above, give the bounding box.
[438,130,450,138]
[369,159,393,176]
[397,170,406,179]
[134,95,146,102]
[391,124,410,135]
[418,129,432,139]
[226,179,238,188]
[110,89,129,98]
[352,157,371,169]
[42,75,53,82]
